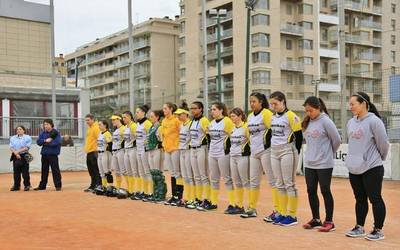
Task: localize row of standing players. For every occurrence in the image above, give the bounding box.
[92,90,389,241]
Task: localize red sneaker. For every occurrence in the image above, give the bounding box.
[318,221,336,232]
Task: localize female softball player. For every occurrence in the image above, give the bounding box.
[302,96,341,232]
[122,111,138,197]
[345,92,389,241]
[269,91,303,226]
[199,102,235,212]
[161,103,182,206]
[228,108,250,215]
[175,103,194,207]
[97,120,113,188]
[133,105,153,201]
[111,114,128,191]
[143,110,164,202]
[187,101,211,210]
[241,92,275,219]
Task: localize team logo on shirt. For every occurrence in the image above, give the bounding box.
[305,129,321,138]
[350,127,364,139]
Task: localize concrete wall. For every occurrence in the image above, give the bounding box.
[0,0,50,23]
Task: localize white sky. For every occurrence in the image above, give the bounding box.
[27,0,180,55]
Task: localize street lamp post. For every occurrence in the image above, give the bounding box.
[311,79,321,98]
[244,0,258,113]
[50,0,56,124]
[209,9,227,103]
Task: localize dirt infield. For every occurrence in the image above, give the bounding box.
[0,172,399,250]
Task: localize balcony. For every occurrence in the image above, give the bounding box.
[280,61,304,72]
[344,1,382,15]
[207,46,233,60]
[133,40,150,50]
[134,70,150,79]
[87,53,105,63]
[133,54,150,63]
[359,20,382,30]
[114,59,130,68]
[207,29,233,43]
[319,47,339,58]
[280,24,304,36]
[345,34,382,47]
[114,46,129,55]
[354,53,382,62]
[318,80,341,92]
[206,11,233,27]
[319,13,339,25]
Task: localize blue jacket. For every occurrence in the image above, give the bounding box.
[37,129,61,156]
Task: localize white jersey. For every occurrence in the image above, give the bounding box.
[136,119,152,154]
[247,108,273,155]
[189,116,210,148]
[124,122,137,149]
[271,110,302,146]
[112,125,126,150]
[208,117,234,157]
[230,123,250,157]
[179,120,191,150]
[97,131,112,152]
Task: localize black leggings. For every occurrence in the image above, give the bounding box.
[305,168,334,222]
[349,166,386,229]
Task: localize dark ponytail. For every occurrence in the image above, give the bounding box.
[250,92,269,109]
[180,101,189,111]
[139,104,150,114]
[352,92,381,118]
[165,102,178,113]
[302,96,329,130]
[212,102,228,117]
[230,107,246,122]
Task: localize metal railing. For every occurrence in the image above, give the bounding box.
[280,24,304,35]
[280,61,304,72]
[1,117,83,138]
[207,29,233,43]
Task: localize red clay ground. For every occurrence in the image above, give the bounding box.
[0,171,399,250]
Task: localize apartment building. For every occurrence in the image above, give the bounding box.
[65,17,179,118]
[178,0,400,127]
[0,0,83,138]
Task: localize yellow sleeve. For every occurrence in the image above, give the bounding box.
[287,111,302,132]
[104,131,112,143]
[130,122,137,134]
[224,117,235,134]
[243,123,250,139]
[144,120,152,133]
[119,125,126,137]
[200,117,210,132]
[262,109,273,129]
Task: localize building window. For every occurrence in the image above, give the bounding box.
[299,21,313,30]
[301,57,314,65]
[179,37,185,47]
[255,0,270,10]
[180,83,186,95]
[321,62,328,74]
[286,40,292,50]
[252,71,271,85]
[391,51,396,63]
[299,39,313,50]
[299,3,313,15]
[321,0,328,8]
[286,92,293,99]
[286,4,292,15]
[286,74,293,85]
[321,28,328,42]
[180,68,186,78]
[392,3,396,13]
[252,33,270,47]
[391,66,397,75]
[252,52,271,64]
[391,19,396,31]
[180,21,185,33]
[392,35,396,45]
[252,14,270,26]
[253,89,271,97]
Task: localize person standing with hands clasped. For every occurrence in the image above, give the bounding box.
[302,96,341,232]
[35,119,62,191]
[84,114,102,192]
[345,92,389,241]
[9,126,32,191]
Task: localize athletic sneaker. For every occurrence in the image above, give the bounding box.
[345,225,366,238]
[202,203,218,211]
[196,199,211,211]
[142,194,153,202]
[318,221,336,232]
[263,211,279,223]
[176,199,186,207]
[303,219,323,229]
[240,208,257,218]
[272,215,286,225]
[280,216,298,227]
[234,206,245,215]
[365,229,385,241]
[170,197,179,206]
[224,205,237,215]
[164,196,176,206]
[133,192,144,200]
